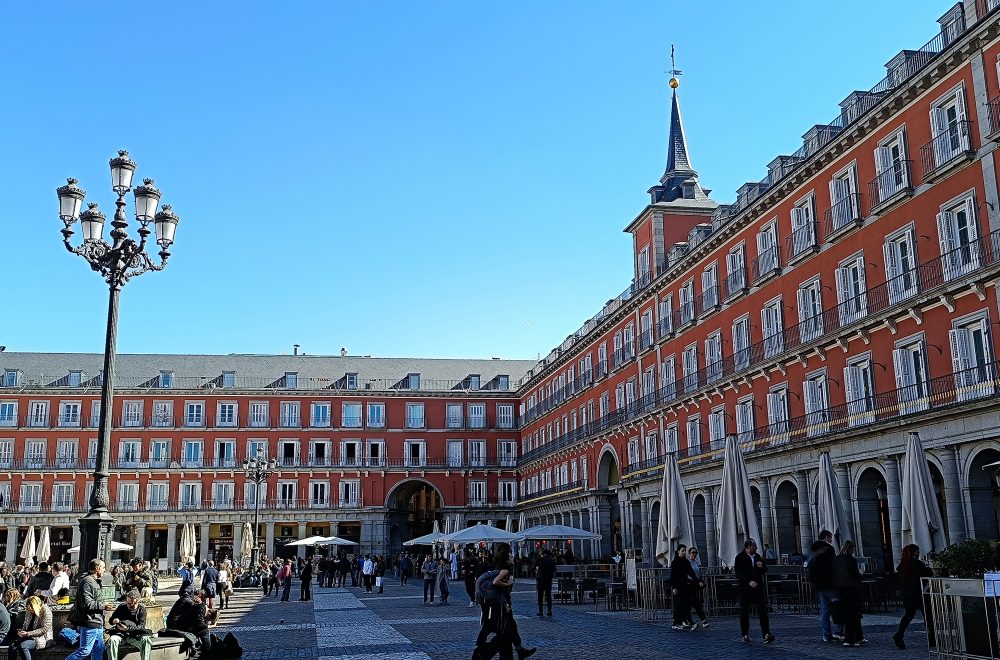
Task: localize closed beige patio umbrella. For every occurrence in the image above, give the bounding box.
[901,432,948,555]
[655,452,693,566]
[716,435,762,567]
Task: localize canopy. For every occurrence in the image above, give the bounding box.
[716,435,762,567]
[655,452,694,566]
[19,526,36,566]
[816,452,851,549]
[241,522,255,559]
[901,432,948,554]
[313,535,358,547]
[403,531,449,547]
[285,535,331,547]
[443,523,521,544]
[35,527,52,564]
[68,540,134,554]
[517,524,601,541]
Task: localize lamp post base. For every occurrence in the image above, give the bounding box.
[77,510,116,581]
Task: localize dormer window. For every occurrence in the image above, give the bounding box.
[498,375,509,391]
[222,371,236,388]
[407,373,420,390]
[346,373,358,390]
[3,371,19,388]
[468,375,481,391]
[285,372,298,389]
[159,371,173,388]
[67,371,82,387]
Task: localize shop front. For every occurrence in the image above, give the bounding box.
[209,524,234,563]
[274,525,297,560]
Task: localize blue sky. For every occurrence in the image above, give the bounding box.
[0,1,948,360]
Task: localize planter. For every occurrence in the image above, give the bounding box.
[925,578,1000,659]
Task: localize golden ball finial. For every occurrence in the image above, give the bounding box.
[668,77,680,89]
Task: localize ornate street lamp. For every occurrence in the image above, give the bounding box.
[57,150,180,577]
[243,457,277,568]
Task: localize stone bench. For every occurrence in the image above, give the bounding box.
[35,635,191,660]
[50,602,168,634]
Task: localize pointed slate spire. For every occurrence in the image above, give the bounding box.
[662,89,695,181]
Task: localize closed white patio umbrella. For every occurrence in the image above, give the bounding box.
[655,452,694,566]
[19,526,36,566]
[179,524,194,564]
[35,527,52,564]
[716,435,762,567]
[901,432,948,555]
[241,522,255,560]
[816,452,851,549]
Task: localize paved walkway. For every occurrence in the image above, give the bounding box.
[207,577,930,659]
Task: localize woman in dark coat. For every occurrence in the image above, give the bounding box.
[832,540,865,646]
[894,544,933,649]
[669,544,694,630]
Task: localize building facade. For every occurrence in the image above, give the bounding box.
[2,0,1000,571]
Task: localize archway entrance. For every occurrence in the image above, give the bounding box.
[385,480,443,553]
[969,448,1000,540]
[857,467,893,571]
[774,480,800,558]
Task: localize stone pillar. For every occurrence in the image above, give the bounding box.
[704,487,717,567]
[758,476,774,551]
[795,470,814,552]
[885,455,903,568]
[165,525,177,565]
[640,498,652,564]
[5,526,17,564]
[233,522,244,561]
[265,523,276,560]
[835,464,855,542]
[597,503,613,557]
[940,447,968,544]
[134,523,147,561]
[297,522,307,557]
[199,523,210,562]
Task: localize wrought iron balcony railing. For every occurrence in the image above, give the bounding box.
[920,120,974,178]
[868,160,913,209]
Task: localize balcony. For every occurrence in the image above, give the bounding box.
[521,480,585,503]
[725,269,747,299]
[657,317,673,340]
[366,417,385,428]
[183,417,205,428]
[920,120,974,180]
[622,454,666,479]
[468,415,487,430]
[638,328,654,352]
[308,455,333,467]
[57,414,82,428]
[340,457,363,468]
[364,456,386,468]
[310,416,331,428]
[822,193,863,240]
[212,499,235,510]
[785,221,818,263]
[180,459,203,468]
[597,359,608,379]
[250,416,271,428]
[213,458,238,468]
[498,456,517,468]
[119,415,144,428]
[678,300,695,327]
[445,414,464,429]
[341,415,362,429]
[867,160,913,211]
[27,416,50,428]
[752,246,780,283]
[612,345,635,370]
[404,417,425,429]
[0,418,16,428]
[697,287,719,316]
[215,417,237,428]
[151,414,174,428]
[339,499,360,509]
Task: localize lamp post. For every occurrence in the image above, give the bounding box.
[243,457,277,567]
[57,151,180,577]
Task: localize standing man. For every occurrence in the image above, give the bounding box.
[200,560,219,609]
[808,530,844,642]
[105,589,153,660]
[66,558,107,660]
[362,555,375,593]
[421,555,437,604]
[278,559,293,602]
[399,554,413,587]
[669,544,694,631]
[533,550,556,618]
[126,558,154,601]
[450,550,459,581]
[462,553,479,608]
[735,539,774,644]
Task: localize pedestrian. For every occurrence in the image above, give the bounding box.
[200,560,219,610]
[9,595,51,660]
[669,544,694,631]
[299,558,312,601]
[178,561,196,598]
[105,590,152,660]
[832,540,865,647]
[338,555,350,587]
[807,530,844,642]
[533,549,555,618]
[450,550,459,581]
[362,555,374,593]
[278,560,293,602]
[421,556,437,604]
[763,543,776,561]
[471,547,536,660]
[893,543,933,650]
[65,559,107,660]
[399,554,412,587]
[686,547,709,627]
[376,556,386,594]
[735,539,774,644]
[463,553,479,608]
[216,562,230,610]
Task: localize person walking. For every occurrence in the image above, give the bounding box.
[376,556,386,594]
[9,595,51,660]
[399,554,412,587]
[361,555,374,594]
[669,544,694,631]
[533,550,555,618]
[436,558,450,605]
[299,558,312,602]
[216,562,230,610]
[808,530,844,642]
[463,553,479,608]
[278,560,293,602]
[893,543,933,649]
[450,551,459,581]
[686,547,709,628]
[178,561,196,598]
[200,560,219,610]
[65,559,106,660]
[832,540,865,647]
[338,555,350,587]
[471,548,536,660]
[735,539,774,644]
[421,556,437,604]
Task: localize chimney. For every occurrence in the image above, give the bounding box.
[293,344,300,356]
[340,347,348,357]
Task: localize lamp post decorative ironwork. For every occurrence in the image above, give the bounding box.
[57,150,180,576]
[243,457,277,568]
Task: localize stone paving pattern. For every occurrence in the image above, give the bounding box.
[202,576,931,659]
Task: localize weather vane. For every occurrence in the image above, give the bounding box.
[669,44,682,89]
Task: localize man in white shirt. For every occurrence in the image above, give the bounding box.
[40,561,70,604]
[362,555,375,593]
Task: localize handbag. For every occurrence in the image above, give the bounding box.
[375,577,383,588]
[224,583,234,596]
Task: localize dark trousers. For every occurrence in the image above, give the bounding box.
[672,587,689,625]
[300,579,312,601]
[689,586,706,622]
[400,570,409,586]
[217,584,229,609]
[739,586,770,637]
[465,576,477,603]
[423,578,436,602]
[897,595,928,637]
[325,571,335,588]
[536,579,552,614]
[337,571,347,587]
[363,574,373,592]
[475,603,521,660]
[280,577,292,601]
[840,590,864,644]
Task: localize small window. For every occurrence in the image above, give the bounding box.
[408,373,420,389]
[346,373,358,390]
[222,371,236,388]
[3,371,18,388]
[497,375,509,391]
[285,372,298,389]
[159,371,173,388]
[67,371,82,387]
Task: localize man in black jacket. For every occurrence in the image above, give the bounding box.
[167,588,211,655]
[66,558,107,660]
[533,550,556,617]
[106,590,152,660]
[808,530,844,642]
[734,539,774,644]
[669,544,695,630]
[23,562,53,598]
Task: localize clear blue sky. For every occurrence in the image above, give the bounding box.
[0,1,949,360]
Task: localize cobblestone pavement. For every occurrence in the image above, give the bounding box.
[203,577,931,659]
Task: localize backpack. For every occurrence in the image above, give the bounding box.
[475,569,503,607]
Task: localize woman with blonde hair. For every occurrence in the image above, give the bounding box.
[8,595,52,660]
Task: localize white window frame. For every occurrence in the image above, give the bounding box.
[893,333,930,414]
[884,224,919,304]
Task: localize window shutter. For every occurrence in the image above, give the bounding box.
[804,379,820,416]
[893,347,915,395]
[965,197,980,241]
[835,267,851,305]
[796,286,809,324]
[875,146,891,174]
[844,366,861,407]
[930,106,947,137]
[950,328,975,377]
[937,212,958,276]
[792,206,806,232]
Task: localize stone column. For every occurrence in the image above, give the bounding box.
[940,447,968,544]
[704,487,717,567]
[233,522,244,561]
[5,526,17,564]
[885,455,903,567]
[640,498,652,564]
[297,522,307,557]
[265,523,276,560]
[133,523,147,561]
[199,522,210,562]
[758,476,774,551]
[165,525,177,565]
[795,470,814,552]
[835,464,855,541]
